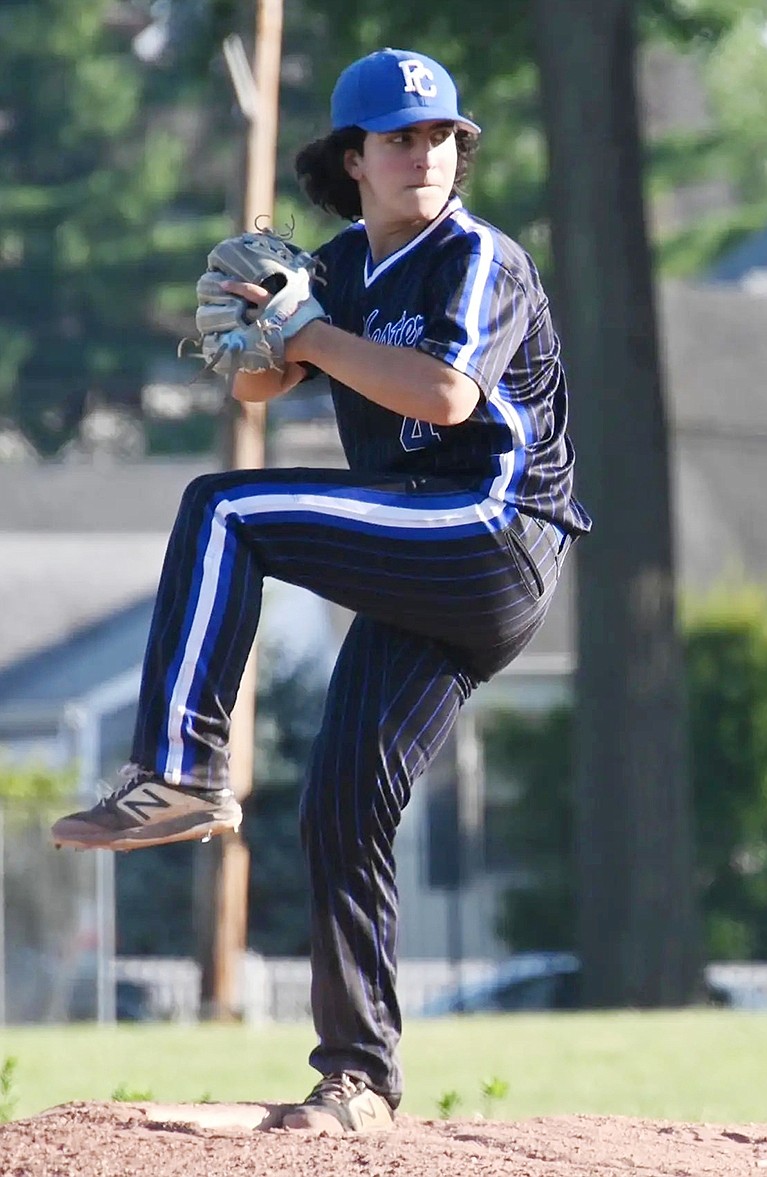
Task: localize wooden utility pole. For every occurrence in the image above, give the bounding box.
[196,0,284,1020]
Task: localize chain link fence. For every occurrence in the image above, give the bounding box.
[3,798,767,1025]
[0,799,113,1023]
[0,788,502,1027]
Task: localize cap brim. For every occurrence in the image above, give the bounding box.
[354,107,481,136]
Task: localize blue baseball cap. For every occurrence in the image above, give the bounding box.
[331,48,481,136]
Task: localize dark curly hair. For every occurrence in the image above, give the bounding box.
[295,126,478,221]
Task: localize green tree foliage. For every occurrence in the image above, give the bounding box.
[273,0,756,263]
[685,590,767,959]
[245,650,328,955]
[115,839,197,956]
[167,0,548,250]
[484,706,574,951]
[493,588,767,962]
[704,5,767,204]
[0,761,73,803]
[1,0,761,456]
[639,0,732,42]
[296,0,762,273]
[0,1,184,452]
[645,0,767,273]
[0,0,240,456]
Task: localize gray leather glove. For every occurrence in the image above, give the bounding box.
[194,230,327,375]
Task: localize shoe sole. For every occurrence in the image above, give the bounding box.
[282,1108,347,1134]
[281,1101,395,1134]
[51,809,242,853]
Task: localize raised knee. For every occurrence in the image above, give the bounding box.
[180,472,225,507]
[176,474,242,531]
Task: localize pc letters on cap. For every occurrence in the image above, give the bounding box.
[331,48,481,135]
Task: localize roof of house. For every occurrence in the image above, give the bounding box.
[0,533,169,674]
[660,279,767,434]
[0,459,207,718]
[659,279,767,585]
[0,457,209,533]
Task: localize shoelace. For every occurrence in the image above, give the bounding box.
[93,767,154,810]
[306,1074,359,1105]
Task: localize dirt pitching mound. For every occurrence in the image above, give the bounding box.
[2,1100,767,1176]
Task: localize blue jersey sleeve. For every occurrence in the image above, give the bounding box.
[417,233,534,399]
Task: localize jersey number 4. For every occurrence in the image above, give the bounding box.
[400,417,442,452]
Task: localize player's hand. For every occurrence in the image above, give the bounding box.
[221,278,327,362]
[220,279,272,317]
[193,229,327,375]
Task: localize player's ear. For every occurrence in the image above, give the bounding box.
[343,147,363,181]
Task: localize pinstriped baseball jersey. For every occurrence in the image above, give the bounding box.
[313,195,592,536]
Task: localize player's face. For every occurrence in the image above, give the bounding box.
[345,121,459,228]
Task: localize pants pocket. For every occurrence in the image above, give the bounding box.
[503,523,546,600]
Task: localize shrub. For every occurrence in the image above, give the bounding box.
[495,586,767,960]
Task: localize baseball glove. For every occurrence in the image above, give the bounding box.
[194,229,327,376]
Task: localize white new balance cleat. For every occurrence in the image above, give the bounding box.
[282,1073,395,1135]
[51,771,242,852]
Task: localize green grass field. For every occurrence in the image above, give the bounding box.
[2,1010,767,1124]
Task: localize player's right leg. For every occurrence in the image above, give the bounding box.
[51,469,251,851]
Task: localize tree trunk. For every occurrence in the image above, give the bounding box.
[532,0,699,1005]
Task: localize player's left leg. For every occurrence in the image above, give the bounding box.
[51,466,565,850]
[284,614,475,1132]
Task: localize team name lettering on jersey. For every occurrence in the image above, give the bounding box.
[364,309,425,347]
[398,59,437,98]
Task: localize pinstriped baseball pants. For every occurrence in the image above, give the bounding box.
[130,467,571,1105]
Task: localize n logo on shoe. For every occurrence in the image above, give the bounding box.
[119,787,172,822]
[356,1097,379,1123]
[351,1093,391,1130]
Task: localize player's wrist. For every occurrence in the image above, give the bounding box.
[284,318,328,364]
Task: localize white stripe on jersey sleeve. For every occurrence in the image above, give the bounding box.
[451,211,494,374]
[450,211,528,479]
